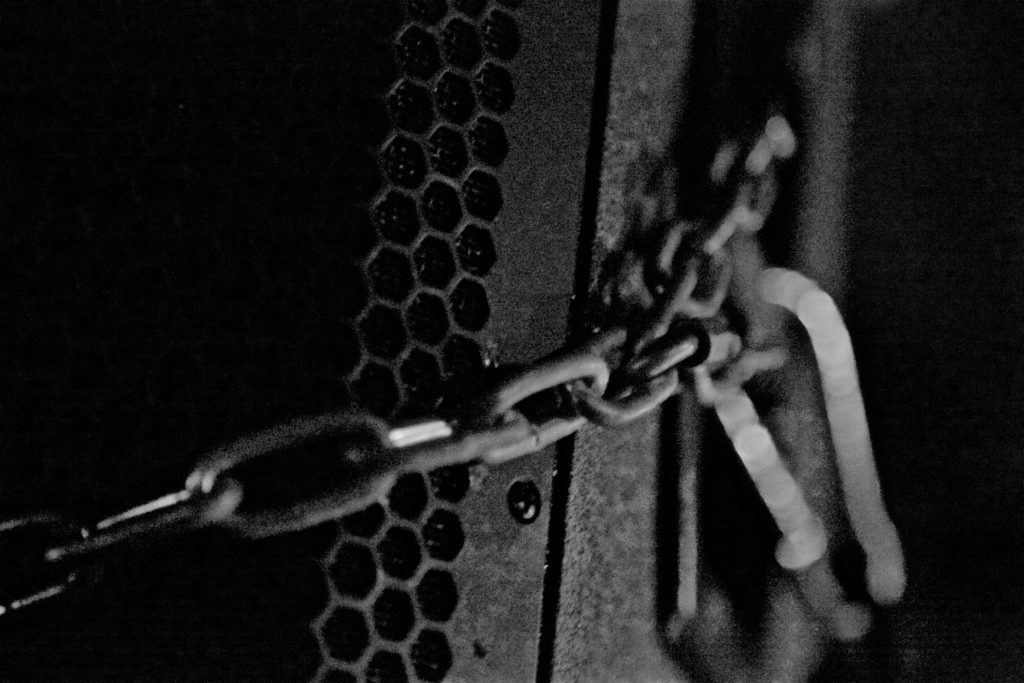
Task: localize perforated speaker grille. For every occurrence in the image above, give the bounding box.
[1,0,606,679]
[0,0,523,680]
[313,2,521,681]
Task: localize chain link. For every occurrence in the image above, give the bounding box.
[0,114,885,626]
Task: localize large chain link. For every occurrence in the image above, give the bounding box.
[0,113,902,652]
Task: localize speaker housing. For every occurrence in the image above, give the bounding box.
[0,1,606,680]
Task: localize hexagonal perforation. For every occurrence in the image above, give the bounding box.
[400,350,444,412]
[416,569,458,622]
[456,225,497,276]
[341,503,386,538]
[388,81,434,135]
[428,466,470,504]
[397,26,441,80]
[452,0,485,17]
[428,127,469,178]
[321,4,522,679]
[450,278,490,331]
[442,335,484,387]
[406,292,450,345]
[482,10,520,60]
[330,543,378,599]
[434,72,475,124]
[414,236,456,287]
[462,170,502,220]
[408,0,448,25]
[373,588,416,642]
[441,18,482,70]
[366,651,408,683]
[377,526,422,580]
[383,135,427,189]
[374,191,421,245]
[473,62,514,113]
[388,473,429,521]
[322,607,370,663]
[420,181,462,232]
[421,509,464,562]
[410,629,453,682]
[369,248,415,302]
[360,305,407,359]
[354,363,399,416]
[469,116,508,166]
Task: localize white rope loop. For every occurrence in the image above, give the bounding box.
[760,267,906,606]
[714,391,828,571]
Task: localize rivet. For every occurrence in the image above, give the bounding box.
[506,479,541,524]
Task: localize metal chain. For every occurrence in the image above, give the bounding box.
[0,115,822,618]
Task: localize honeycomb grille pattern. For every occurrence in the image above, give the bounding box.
[315,2,520,681]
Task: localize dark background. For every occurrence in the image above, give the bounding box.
[848,2,1024,679]
[0,2,386,679]
[4,0,1024,681]
[555,1,1024,681]
[0,1,600,681]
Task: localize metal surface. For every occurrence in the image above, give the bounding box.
[437,2,607,679]
[552,1,911,680]
[0,310,715,607]
[552,2,695,679]
[0,1,608,680]
[0,1,940,680]
[422,2,607,679]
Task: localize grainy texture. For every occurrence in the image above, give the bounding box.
[845,3,1024,679]
[591,1,691,276]
[0,2,601,680]
[551,2,692,681]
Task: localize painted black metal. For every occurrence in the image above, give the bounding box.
[0,1,604,680]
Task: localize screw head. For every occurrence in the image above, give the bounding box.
[506,479,541,524]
